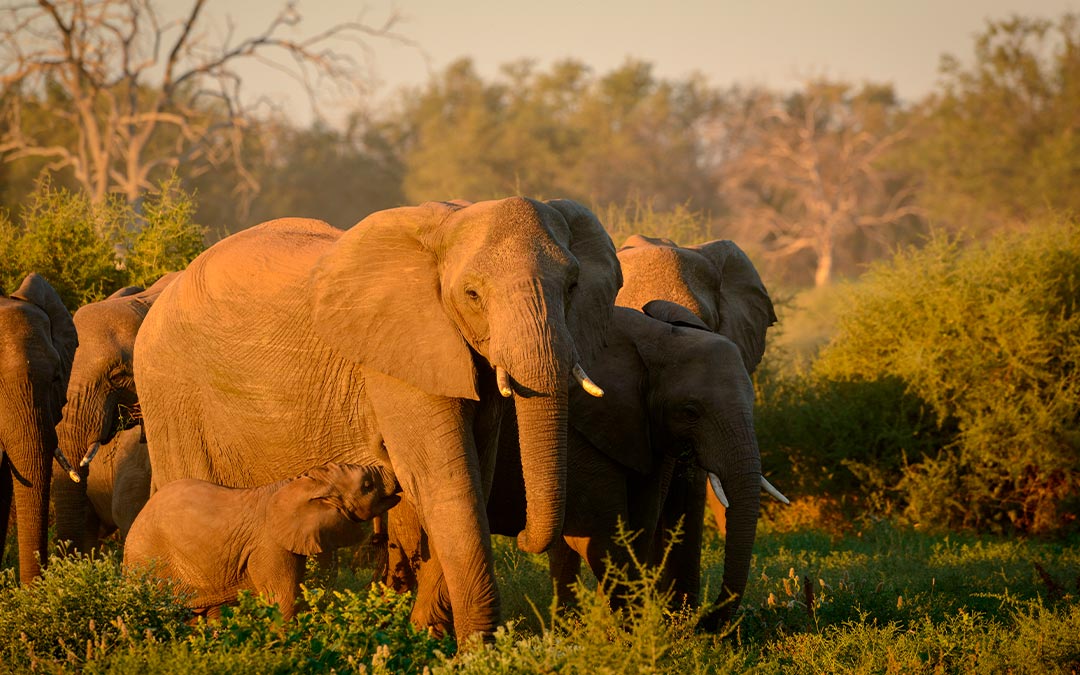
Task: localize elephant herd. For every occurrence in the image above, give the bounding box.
[0,196,782,643]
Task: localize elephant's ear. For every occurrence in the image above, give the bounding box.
[642,299,711,331]
[691,240,777,374]
[310,203,479,400]
[569,311,653,475]
[12,274,78,388]
[128,271,182,319]
[270,463,367,556]
[544,200,622,364]
[618,233,677,252]
[107,285,143,300]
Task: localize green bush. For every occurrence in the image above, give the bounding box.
[810,218,1080,533]
[0,177,205,309]
[0,551,191,671]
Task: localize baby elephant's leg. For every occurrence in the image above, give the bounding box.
[248,550,307,620]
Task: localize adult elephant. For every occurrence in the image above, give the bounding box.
[134,197,621,640]
[488,302,782,619]
[52,273,179,553]
[0,274,78,584]
[613,234,778,628]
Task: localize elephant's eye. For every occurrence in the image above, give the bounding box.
[464,287,480,303]
[361,478,374,492]
[676,404,701,424]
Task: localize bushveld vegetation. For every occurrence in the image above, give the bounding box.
[1,171,1077,674]
[3,4,1080,672]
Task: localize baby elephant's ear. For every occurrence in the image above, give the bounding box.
[270,464,365,556]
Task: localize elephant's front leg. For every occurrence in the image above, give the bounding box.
[367,372,500,640]
[248,549,307,621]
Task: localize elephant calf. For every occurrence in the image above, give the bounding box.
[124,462,399,620]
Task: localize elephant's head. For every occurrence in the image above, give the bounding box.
[0,274,77,583]
[270,462,401,556]
[616,235,777,373]
[52,272,180,553]
[310,197,621,554]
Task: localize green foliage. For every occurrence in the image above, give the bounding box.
[802,217,1080,532]
[0,177,205,308]
[123,176,205,288]
[0,551,190,671]
[902,13,1080,233]
[598,197,712,248]
[1,523,1077,673]
[0,179,125,307]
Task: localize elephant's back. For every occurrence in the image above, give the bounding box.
[177,218,341,313]
[126,479,241,561]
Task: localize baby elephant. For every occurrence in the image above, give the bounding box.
[124,462,399,620]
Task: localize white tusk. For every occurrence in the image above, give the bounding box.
[761,476,791,505]
[80,441,101,468]
[53,448,80,483]
[572,363,604,398]
[495,367,513,398]
[708,472,729,508]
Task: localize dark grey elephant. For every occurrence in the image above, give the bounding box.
[133,198,621,640]
[613,234,779,628]
[0,274,77,584]
[487,302,777,618]
[52,273,179,553]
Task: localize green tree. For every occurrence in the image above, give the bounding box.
[396,58,726,223]
[903,13,1080,233]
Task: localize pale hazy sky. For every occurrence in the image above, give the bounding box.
[207,0,1080,125]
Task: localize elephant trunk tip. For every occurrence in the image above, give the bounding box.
[516,528,554,555]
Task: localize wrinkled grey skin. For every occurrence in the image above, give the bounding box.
[124,462,399,620]
[0,274,77,584]
[52,273,178,553]
[614,234,776,629]
[134,198,621,641]
[82,426,150,540]
[487,304,760,616]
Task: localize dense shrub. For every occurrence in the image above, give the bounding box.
[809,218,1080,533]
[0,177,205,309]
[0,551,190,671]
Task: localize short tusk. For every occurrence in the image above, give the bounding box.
[80,441,101,468]
[762,476,791,505]
[495,366,513,398]
[53,448,80,483]
[572,363,604,398]
[708,472,729,508]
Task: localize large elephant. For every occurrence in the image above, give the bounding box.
[487,302,773,618]
[613,234,778,627]
[0,274,78,584]
[133,197,621,640]
[52,273,179,553]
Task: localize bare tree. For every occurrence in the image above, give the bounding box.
[0,0,404,208]
[721,81,923,287]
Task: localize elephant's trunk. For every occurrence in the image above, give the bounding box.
[9,424,55,584]
[52,390,110,553]
[490,286,572,555]
[700,413,761,630]
[511,382,568,554]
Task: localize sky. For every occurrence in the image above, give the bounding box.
[205,0,1080,126]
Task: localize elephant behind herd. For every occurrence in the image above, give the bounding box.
[0,196,780,644]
